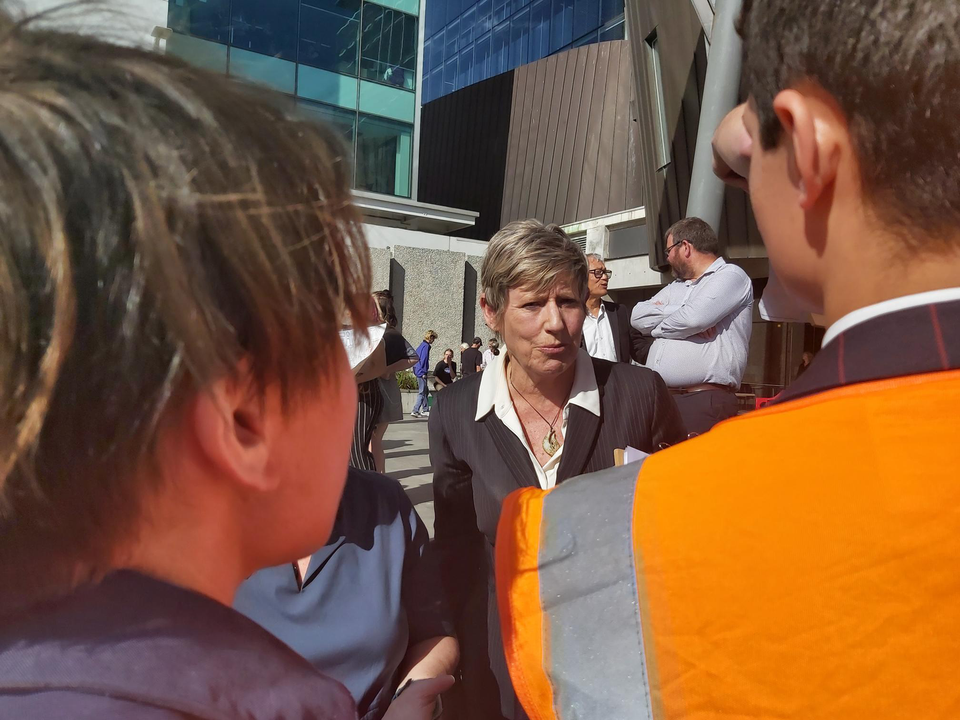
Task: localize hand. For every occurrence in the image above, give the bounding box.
[697,326,718,340]
[712,103,751,191]
[383,675,455,720]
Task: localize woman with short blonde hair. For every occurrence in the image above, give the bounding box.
[429,219,685,719]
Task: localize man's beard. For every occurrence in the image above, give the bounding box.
[668,259,690,280]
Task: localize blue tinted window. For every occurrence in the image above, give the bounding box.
[429,29,444,70]
[425,0,444,38]
[461,5,475,46]
[598,20,624,42]
[356,114,413,197]
[550,0,573,52]
[572,28,597,47]
[229,47,296,92]
[476,0,493,34]
[572,0,599,41]
[297,100,356,150]
[360,4,418,90]
[168,0,230,44]
[442,56,457,96]
[529,0,550,63]
[493,0,509,25]
[230,0,298,60]
[444,19,460,59]
[426,67,442,102]
[474,32,491,83]
[491,20,509,76]
[446,0,462,24]
[509,9,529,70]
[458,44,474,90]
[299,0,361,76]
[600,0,623,25]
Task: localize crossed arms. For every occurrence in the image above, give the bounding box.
[631,269,752,340]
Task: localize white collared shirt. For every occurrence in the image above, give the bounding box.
[582,302,618,362]
[822,287,960,346]
[475,348,601,490]
[631,257,753,389]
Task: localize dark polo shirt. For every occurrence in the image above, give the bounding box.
[0,571,357,719]
[234,469,453,720]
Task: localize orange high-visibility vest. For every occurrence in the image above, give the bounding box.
[496,370,960,720]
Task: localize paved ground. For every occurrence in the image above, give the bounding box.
[382,415,436,535]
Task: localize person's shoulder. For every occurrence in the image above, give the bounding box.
[718,259,751,281]
[342,467,414,522]
[0,573,356,720]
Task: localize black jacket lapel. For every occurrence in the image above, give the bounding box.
[482,414,541,489]
[603,301,624,362]
[558,404,602,483]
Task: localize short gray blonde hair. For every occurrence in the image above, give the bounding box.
[481,220,588,323]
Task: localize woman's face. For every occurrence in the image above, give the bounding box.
[444,350,454,362]
[489,274,584,380]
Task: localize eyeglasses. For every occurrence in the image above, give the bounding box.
[589,269,613,279]
[664,239,685,256]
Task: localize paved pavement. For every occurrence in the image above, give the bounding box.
[382,414,436,535]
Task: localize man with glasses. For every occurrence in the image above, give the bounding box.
[631,218,753,435]
[583,254,653,365]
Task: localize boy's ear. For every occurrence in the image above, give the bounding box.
[772,89,842,211]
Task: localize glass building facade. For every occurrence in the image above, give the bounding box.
[422,0,624,103]
[166,0,420,198]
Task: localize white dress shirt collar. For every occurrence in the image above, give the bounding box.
[475,349,599,490]
[822,287,960,347]
[475,348,600,422]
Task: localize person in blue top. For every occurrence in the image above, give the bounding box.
[411,330,438,418]
[235,468,458,720]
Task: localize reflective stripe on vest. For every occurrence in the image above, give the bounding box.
[496,460,654,720]
[498,370,960,720]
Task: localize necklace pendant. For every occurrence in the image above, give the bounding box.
[541,429,560,456]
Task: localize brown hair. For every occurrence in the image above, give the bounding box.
[666,217,721,256]
[737,0,960,245]
[481,219,588,323]
[373,290,398,328]
[0,7,371,600]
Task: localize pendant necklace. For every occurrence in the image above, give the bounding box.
[509,372,564,456]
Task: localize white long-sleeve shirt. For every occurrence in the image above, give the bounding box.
[631,258,753,388]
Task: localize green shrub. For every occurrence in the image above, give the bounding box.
[396,369,418,391]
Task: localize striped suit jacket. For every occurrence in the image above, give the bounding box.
[428,357,685,720]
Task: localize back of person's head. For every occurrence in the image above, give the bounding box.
[0,7,370,603]
[373,290,397,328]
[481,219,588,323]
[472,336,482,346]
[738,0,960,244]
[666,218,720,256]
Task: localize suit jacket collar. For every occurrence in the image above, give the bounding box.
[776,298,960,405]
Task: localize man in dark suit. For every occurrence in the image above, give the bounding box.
[429,221,685,720]
[582,254,653,364]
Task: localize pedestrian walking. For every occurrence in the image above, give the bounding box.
[411,331,437,418]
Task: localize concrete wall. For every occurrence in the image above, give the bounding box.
[369,247,392,294]
[362,223,488,348]
[392,246,465,353]
[464,254,491,344]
